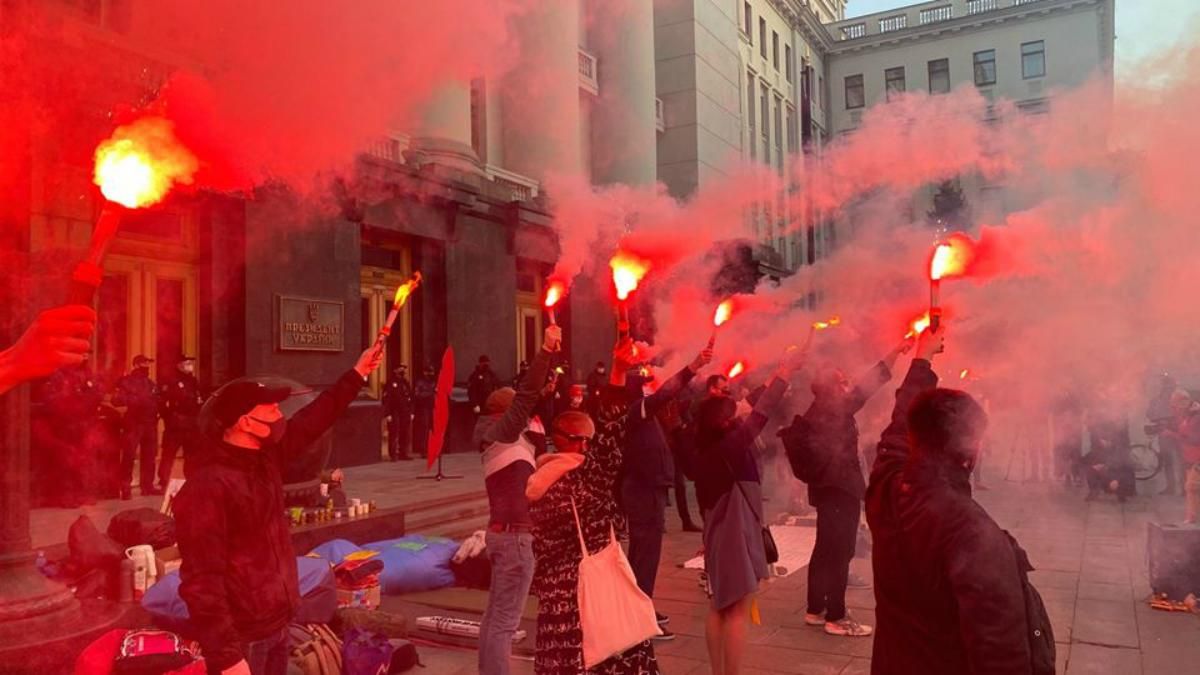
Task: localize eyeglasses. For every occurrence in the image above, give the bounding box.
[561,433,592,444]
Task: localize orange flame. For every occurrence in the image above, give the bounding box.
[812,315,842,331]
[727,361,746,379]
[93,117,198,209]
[392,271,423,309]
[544,279,566,308]
[960,368,971,380]
[713,299,734,327]
[610,251,651,301]
[929,233,975,281]
[905,312,932,339]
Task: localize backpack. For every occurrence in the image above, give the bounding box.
[289,624,343,675]
[778,415,831,484]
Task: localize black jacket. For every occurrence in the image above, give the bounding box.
[621,367,697,487]
[866,359,1051,675]
[467,365,500,410]
[174,369,364,673]
[114,368,158,421]
[382,374,414,416]
[802,361,890,504]
[160,372,204,431]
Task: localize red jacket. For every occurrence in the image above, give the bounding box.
[174,370,363,672]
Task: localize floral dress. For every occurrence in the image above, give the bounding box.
[529,388,659,674]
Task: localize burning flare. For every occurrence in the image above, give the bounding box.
[544,279,567,309]
[960,368,971,380]
[905,312,932,339]
[929,232,976,281]
[712,299,734,327]
[93,117,198,209]
[727,361,746,379]
[610,251,651,301]
[391,272,423,309]
[812,315,842,331]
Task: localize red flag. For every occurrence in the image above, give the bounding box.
[426,346,455,470]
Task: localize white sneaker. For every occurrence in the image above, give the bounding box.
[804,612,826,626]
[825,617,874,637]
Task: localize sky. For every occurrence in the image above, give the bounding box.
[845,0,1200,77]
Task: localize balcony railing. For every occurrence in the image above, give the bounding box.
[966,0,999,14]
[879,14,908,33]
[655,97,665,132]
[919,5,954,24]
[841,22,866,40]
[578,48,598,94]
[1013,0,1044,5]
[485,164,540,202]
[366,135,409,164]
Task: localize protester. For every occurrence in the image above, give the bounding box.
[113,354,160,499]
[473,325,560,675]
[528,337,659,674]
[512,360,530,388]
[866,329,1055,675]
[158,356,204,488]
[468,354,501,414]
[0,304,96,395]
[412,364,437,458]
[383,364,414,461]
[694,346,804,675]
[660,394,702,532]
[173,343,384,675]
[1049,390,1085,487]
[621,347,713,638]
[800,346,905,638]
[32,358,102,506]
[1148,374,1181,496]
[1084,395,1135,502]
[1162,389,1200,524]
[585,360,607,414]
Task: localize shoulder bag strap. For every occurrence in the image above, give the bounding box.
[570,496,590,557]
[715,443,765,527]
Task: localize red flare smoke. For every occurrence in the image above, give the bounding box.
[929,232,977,281]
[610,251,651,301]
[93,117,198,209]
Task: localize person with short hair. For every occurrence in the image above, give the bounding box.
[174,344,384,675]
[1162,389,1200,524]
[158,356,204,487]
[113,354,160,499]
[866,329,1055,675]
[382,363,414,461]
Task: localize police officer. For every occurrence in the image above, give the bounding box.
[467,355,499,415]
[33,358,103,506]
[412,364,437,459]
[383,364,414,461]
[113,354,160,499]
[158,356,204,490]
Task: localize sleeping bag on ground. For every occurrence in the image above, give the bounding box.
[142,556,336,630]
[306,538,364,565]
[362,536,458,595]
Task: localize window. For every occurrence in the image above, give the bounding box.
[759,18,767,58]
[844,74,864,109]
[773,96,783,175]
[928,58,950,94]
[885,67,905,101]
[785,45,793,83]
[760,83,770,164]
[747,70,756,160]
[786,105,798,154]
[1022,40,1045,79]
[743,2,752,38]
[973,49,997,86]
[772,31,780,70]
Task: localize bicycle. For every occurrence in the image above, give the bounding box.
[1130,423,1165,482]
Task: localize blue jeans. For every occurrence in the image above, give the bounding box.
[479,530,535,675]
[622,480,668,598]
[244,627,290,675]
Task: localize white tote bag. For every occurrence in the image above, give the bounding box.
[571,497,662,668]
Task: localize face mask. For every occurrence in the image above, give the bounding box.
[248,415,287,444]
[180,364,195,374]
[598,368,606,375]
[570,396,583,407]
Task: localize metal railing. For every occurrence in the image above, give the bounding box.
[966,0,999,14]
[1013,0,1044,5]
[485,164,541,202]
[879,14,908,33]
[366,135,408,164]
[920,5,954,24]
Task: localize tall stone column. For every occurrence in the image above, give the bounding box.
[407,81,483,178]
[500,0,583,182]
[588,0,657,187]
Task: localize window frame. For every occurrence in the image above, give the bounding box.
[772,31,780,70]
[743,1,753,38]
[927,58,950,94]
[759,18,767,58]
[844,74,865,110]
[1021,40,1046,79]
[884,66,906,102]
[973,49,997,86]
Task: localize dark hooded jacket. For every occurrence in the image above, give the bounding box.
[802,361,890,504]
[621,366,698,488]
[866,359,1053,675]
[174,369,365,673]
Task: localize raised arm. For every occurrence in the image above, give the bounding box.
[873,331,943,468]
[485,325,561,444]
[277,344,381,460]
[642,347,713,417]
[848,343,905,412]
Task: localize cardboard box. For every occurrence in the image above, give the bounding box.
[156,545,183,578]
[337,583,381,610]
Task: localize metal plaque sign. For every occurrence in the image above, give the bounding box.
[278,296,345,352]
